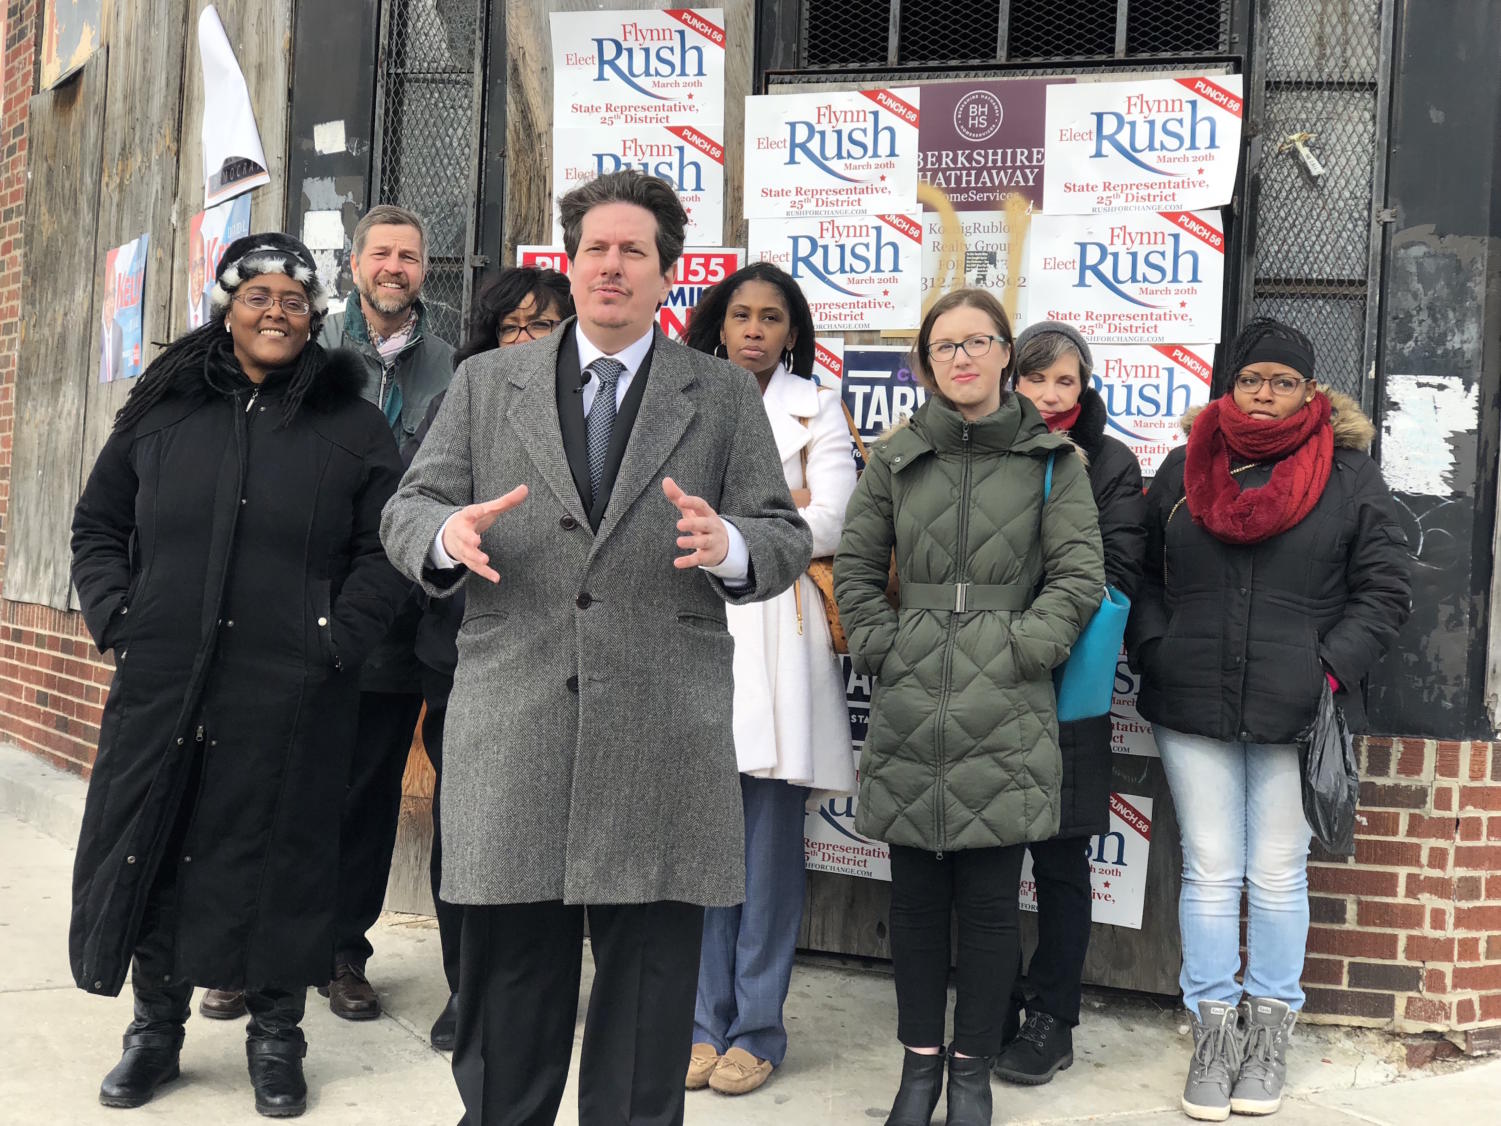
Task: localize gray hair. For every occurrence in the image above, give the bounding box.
[558,170,686,275]
[353,204,429,269]
[1013,330,1092,385]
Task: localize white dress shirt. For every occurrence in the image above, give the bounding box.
[429,325,749,583]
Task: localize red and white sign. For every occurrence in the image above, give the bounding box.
[1019,793,1154,929]
[749,213,923,332]
[744,88,921,219]
[552,124,724,244]
[1043,74,1243,214]
[813,337,844,386]
[1090,342,1215,475]
[515,245,742,341]
[550,7,725,128]
[1027,210,1225,343]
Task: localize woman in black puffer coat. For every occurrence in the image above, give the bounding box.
[70,234,408,1118]
[994,322,1146,1086]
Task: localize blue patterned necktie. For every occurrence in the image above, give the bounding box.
[585,358,626,497]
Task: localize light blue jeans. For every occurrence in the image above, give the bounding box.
[1154,726,1314,1012]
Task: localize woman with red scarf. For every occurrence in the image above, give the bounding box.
[1127,319,1410,1122]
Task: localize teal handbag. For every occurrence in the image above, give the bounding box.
[1042,453,1130,723]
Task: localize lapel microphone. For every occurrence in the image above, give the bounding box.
[574,369,592,394]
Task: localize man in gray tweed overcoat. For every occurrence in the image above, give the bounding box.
[380,170,811,1125]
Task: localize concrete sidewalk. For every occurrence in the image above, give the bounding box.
[1,746,1496,1124]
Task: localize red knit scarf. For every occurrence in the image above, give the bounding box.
[1043,403,1082,432]
[1183,393,1333,544]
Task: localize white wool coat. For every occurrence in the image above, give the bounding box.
[728,366,858,794]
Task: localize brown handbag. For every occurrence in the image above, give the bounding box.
[796,394,898,654]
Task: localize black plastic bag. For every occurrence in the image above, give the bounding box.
[1298,682,1359,856]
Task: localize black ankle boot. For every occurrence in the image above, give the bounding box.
[884,1049,945,1126]
[247,1039,308,1118]
[99,1032,182,1108]
[945,1049,993,1126]
[992,1011,1074,1085]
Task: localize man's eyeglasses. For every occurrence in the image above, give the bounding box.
[234,291,312,317]
[1234,372,1309,397]
[925,334,1010,363]
[498,319,561,344]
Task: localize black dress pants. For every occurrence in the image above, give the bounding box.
[452,899,705,1126]
[419,703,462,994]
[1021,835,1094,1026]
[334,689,425,970]
[888,843,1026,1058]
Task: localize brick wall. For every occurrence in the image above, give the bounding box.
[1302,736,1501,1052]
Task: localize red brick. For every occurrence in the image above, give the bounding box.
[1300,956,1346,986]
[1395,740,1431,778]
[1456,875,1485,902]
[1404,813,1456,841]
[1458,937,1482,961]
[1460,816,1485,841]
[1480,994,1501,1022]
[1435,741,1464,779]
[1360,781,1429,809]
[1455,905,1501,933]
[1404,934,1456,962]
[1347,961,1423,991]
[1489,936,1501,960]
[1424,846,1450,871]
[1303,986,1395,1020]
[1307,926,1398,960]
[1355,838,1424,868]
[1434,785,1456,812]
[1356,899,1426,930]
[1459,784,1501,811]
[1309,895,1349,925]
[1471,747,1491,781]
[1425,968,1448,994]
[1453,964,1501,992]
[1429,907,1447,931]
[1404,1035,1464,1067]
[1363,741,1393,777]
[1455,845,1501,871]
[1404,996,1452,1024]
[1311,865,1400,898]
[1457,998,1477,1024]
[1357,809,1404,837]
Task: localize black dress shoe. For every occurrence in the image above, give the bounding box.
[321,963,380,1020]
[945,1050,994,1126]
[429,993,458,1051]
[884,1049,945,1126]
[199,988,248,1020]
[991,1011,1074,1086]
[247,1039,308,1118]
[99,1034,182,1109]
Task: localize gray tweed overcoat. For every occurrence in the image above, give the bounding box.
[380,325,811,907]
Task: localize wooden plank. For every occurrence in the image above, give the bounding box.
[5,55,109,609]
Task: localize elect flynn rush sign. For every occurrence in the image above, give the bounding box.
[749,213,923,331]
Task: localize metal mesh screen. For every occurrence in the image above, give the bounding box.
[803,0,890,67]
[374,0,484,345]
[1126,0,1230,55]
[1006,0,1117,59]
[898,0,998,65]
[1250,0,1385,400]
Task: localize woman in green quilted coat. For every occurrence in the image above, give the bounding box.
[834,289,1104,1126]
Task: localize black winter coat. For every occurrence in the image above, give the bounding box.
[1126,391,1411,745]
[69,342,408,995]
[1052,388,1146,837]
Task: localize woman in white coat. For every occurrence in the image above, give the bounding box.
[684,263,858,1095]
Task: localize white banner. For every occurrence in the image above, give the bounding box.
[550,8,725,128]
[1019,793,1154,929]
[813,336,844,386]
[1043,74,1244,215]
[1092,342,1215,475]
[1028,210,1225,343]
[552,124,724,244]
[743,88,921,219]
[1111,650,1160,758]
[750,213,924,332]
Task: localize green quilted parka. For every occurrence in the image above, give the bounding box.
[833,393,1105,853]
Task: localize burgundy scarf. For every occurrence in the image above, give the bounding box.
[1043,403,1082,433]
[1183,393,1333,544]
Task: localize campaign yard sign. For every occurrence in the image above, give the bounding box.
[1027,210,1225,343]
[743,88,921,219]
[552,124,724,244]
[749,213,923,332]
[1019,793,1154,929]
[550,8,725,128]
[1043,75,1244,215]
[813,337,844,387]
[514,245,741,340]
[1111,653,1160,758]
[186,196,252,330]
[1091,343,1214,475]
[100,234,149,383]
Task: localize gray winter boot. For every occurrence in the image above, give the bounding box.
[1231,997,1296,1115]
[1181,1000,1242,1121]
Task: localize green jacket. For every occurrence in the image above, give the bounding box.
[318,293,454,443]
[833,394,1105,852]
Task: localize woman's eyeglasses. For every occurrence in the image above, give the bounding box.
[498,319,561,344]
[1234,372,1309,397]
[234,291,311,317]
[925,334,1010,363]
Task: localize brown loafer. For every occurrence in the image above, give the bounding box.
[322,963,381,1021]
[199,988,247,1020]
[709,1047,773,1095]
[685,1043,719,1090]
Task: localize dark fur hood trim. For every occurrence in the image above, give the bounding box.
[1071,386,1109,460]
[300,347,368,410]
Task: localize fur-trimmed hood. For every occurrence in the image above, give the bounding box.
[1180,389,1375,451]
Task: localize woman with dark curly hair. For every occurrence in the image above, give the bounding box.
[682,262,857,1096]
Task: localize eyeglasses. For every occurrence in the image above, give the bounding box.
[925,334,1010,363]
[1234,372,1310,397]
[498,319,561,344]
[235,291,312,317]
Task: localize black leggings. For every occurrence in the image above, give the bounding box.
[888,843,1026,1058]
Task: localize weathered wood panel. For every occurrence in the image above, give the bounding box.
[6,56,109,608]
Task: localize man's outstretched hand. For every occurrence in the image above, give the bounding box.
[441,485,529,583]
[663,477,728,570]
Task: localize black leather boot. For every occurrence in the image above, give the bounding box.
[884,1049,945,1126]
[247,1039,308,1118]
[429,993,458,1051]
[945,1049,994,1126]
[99,1031,182,1108]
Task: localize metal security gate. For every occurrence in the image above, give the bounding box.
[372,0,490,345]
